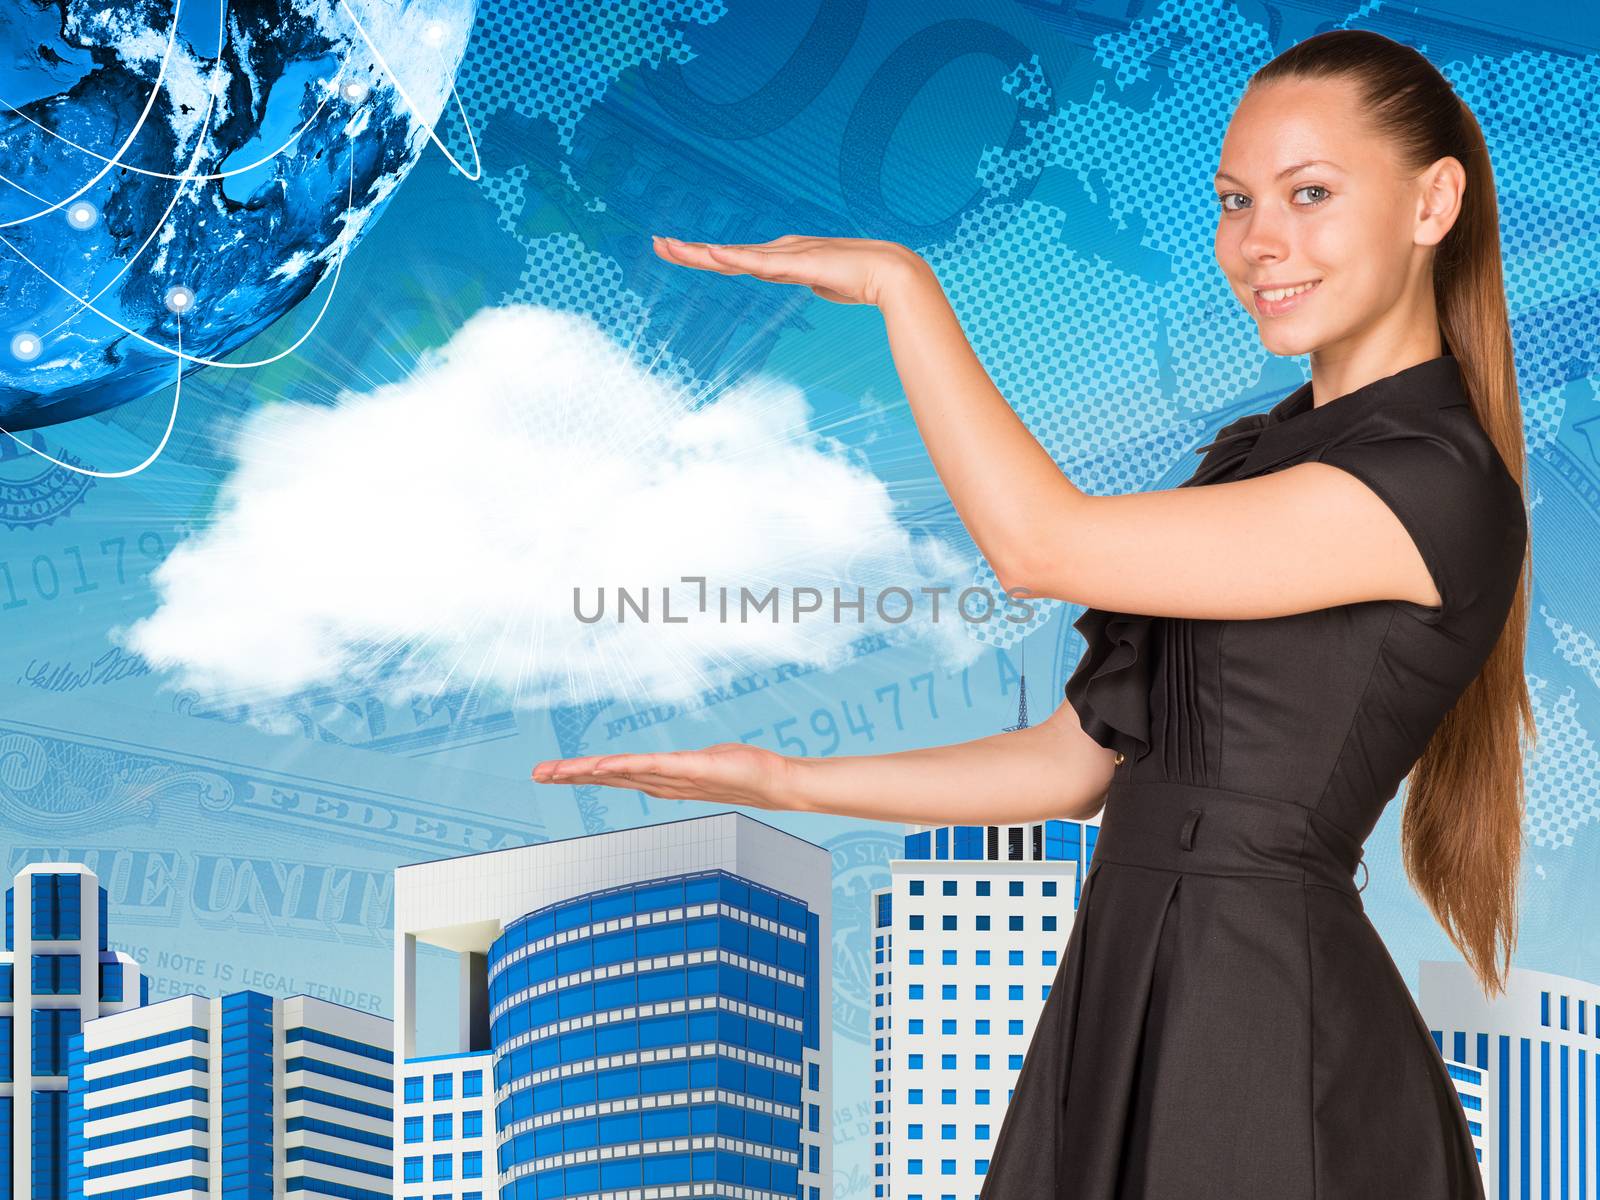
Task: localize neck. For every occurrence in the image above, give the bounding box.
[1312,278,1452,404]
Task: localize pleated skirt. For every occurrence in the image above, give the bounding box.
[976,780,1485,1200]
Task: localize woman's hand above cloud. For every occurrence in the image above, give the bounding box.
[652,234,929,308]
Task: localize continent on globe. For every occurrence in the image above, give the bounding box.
[0,0,477,431]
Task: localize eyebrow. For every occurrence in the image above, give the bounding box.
[1213,158,1343,186]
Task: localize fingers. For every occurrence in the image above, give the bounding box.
[653,236,815,283]
[533,751,704,784]
[656,239,792,281]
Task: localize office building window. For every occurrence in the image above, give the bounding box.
[405,1076,423,1103]
[404,1117,423,1143]
[30,873,81,941]
[30,1008,79,1075]
[98,960,122,1002]
[463,1069,483,1097]
[433,1073,453,1101]
[433,1113,453,1141]
[30,954,80,996]
[432,1153,452,1181]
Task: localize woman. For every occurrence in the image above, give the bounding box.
[533,29,1533,1199]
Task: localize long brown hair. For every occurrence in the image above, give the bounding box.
[1250,30,1535,998]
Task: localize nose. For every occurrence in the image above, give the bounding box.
[1238,209,1291,265]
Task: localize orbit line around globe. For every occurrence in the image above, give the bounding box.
[0,0,485,478]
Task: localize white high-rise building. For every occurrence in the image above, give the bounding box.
[1420,960,1600,1199]
[0,862,145,1199]
[67,990,394,1200]
[393,811,833,1200]
[870,818,1098,1200]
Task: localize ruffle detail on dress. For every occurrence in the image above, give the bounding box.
[1059,413,1274,765]
[1063,607,1156,763]
[1185,411,1273,487]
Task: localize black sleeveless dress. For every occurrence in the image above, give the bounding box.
[979,355,1527,1200]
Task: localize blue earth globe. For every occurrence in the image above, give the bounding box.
[0,0,477,430]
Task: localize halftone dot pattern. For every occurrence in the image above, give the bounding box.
[450,0,726,385]
[456,0,726,153]
[1523,674,1599,850]
[1521,604,1600,849]
[1001,53,1053,110]
[1446,49,1600,447]
[1543,604,1600,692]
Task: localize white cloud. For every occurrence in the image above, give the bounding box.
[115,304,1001,718]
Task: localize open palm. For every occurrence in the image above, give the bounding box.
[653,233,923,307]
[532,742,795,811]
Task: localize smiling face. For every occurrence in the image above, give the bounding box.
[1213,75,1441,361]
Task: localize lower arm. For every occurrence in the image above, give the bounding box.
[776,723,1092,826]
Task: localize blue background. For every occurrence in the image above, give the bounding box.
[2,0,1597,1190]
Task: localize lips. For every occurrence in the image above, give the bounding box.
[1252,278,1320,317]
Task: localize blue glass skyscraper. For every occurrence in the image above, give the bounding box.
[0,863,146,1200]
[488,871,818,1199]
[393,811,833,1200]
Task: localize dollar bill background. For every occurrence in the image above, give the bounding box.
[3,0,1597,1189]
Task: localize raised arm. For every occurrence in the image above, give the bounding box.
[651,234,1442,623]
[876,256,1442,620]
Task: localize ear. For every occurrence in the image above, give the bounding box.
[1413,155,1466,249]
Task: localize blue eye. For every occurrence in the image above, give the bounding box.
[1295,184,1330,205]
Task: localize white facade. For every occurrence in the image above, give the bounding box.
[1420,959,1600,1200]
[397,1052,494,1198]
[0,861,144,1198]
[70,990,393,1200]
[393,811,834,1200]
[871,819,1097,1200]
